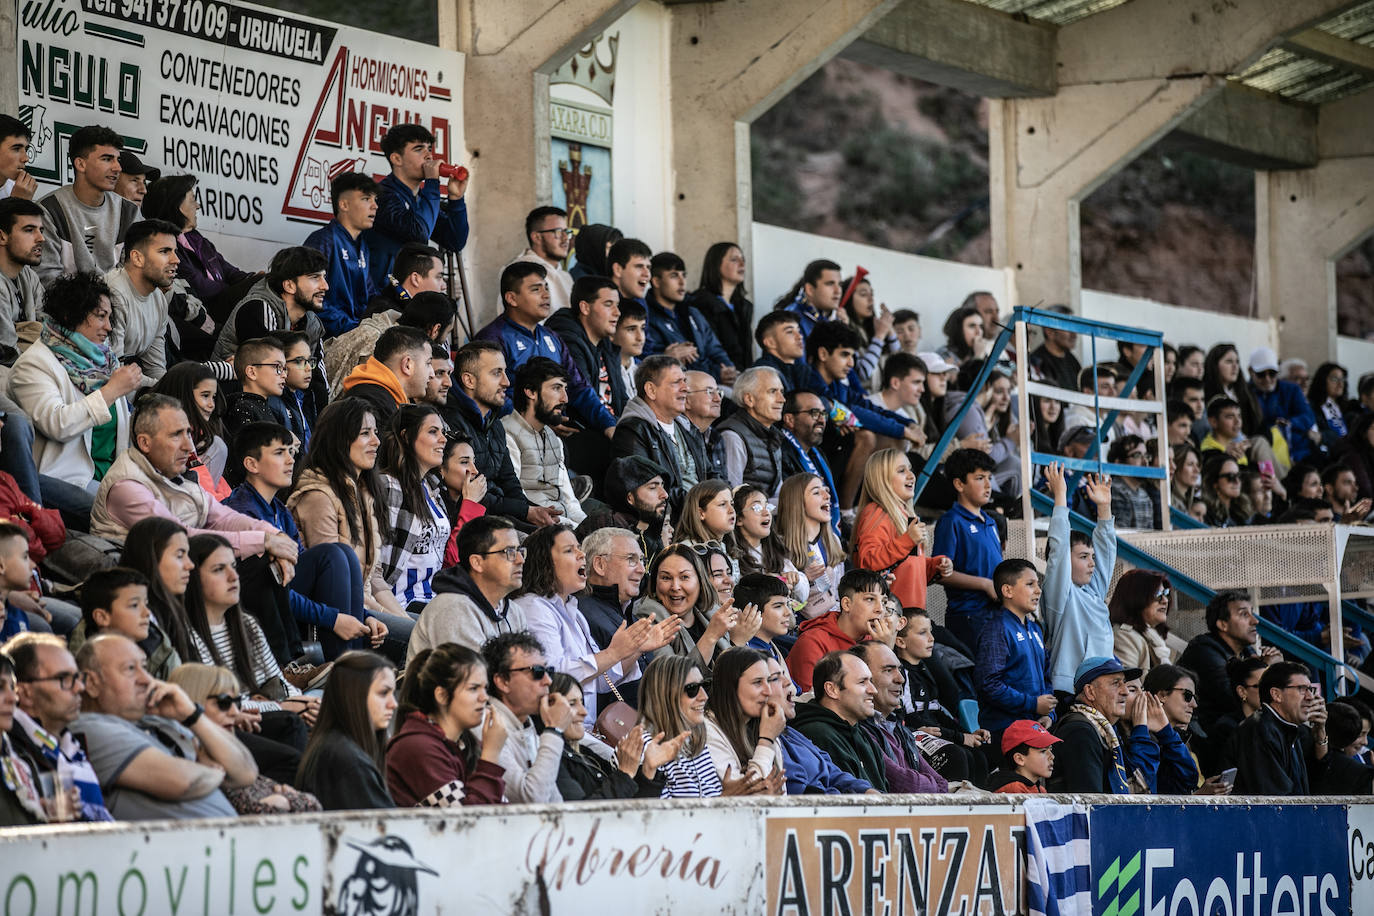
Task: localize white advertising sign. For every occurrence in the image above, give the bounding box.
[1350,804,1374,916]
[16,0,464,247]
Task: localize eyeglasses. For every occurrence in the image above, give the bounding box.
[534,228,573,239]
[1128,451,1147,460]
[285,356,318,369]
[208,693,246,712]
[686,540,727,559]
[1282,683,1319,697]
[607,552,646,568]
[478,546,527,561]
[1217,472,1241,482]
[250,363,287,375]
[19,671,84,691]
[686,388,722,398]
[683,679,712,698]
[1163,688,1196,703]
[746,502,774,515]
[505,664,555,681]
[787,408,826,420]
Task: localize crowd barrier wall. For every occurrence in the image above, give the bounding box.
[1,794,1367,915]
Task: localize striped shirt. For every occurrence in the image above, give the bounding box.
[652,744,723,799]
[203,616,299,712]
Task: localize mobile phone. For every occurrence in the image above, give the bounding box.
[1218,767,1238,788]
[1259,460,1275,478]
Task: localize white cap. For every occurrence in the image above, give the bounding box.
[917,351,957,374]
[1248,346,1279,373]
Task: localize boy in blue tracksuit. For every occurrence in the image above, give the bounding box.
[304,172,379,336]
[642,252,736,384]
[361,123,469,291]
[974,559,1055,750]
[1040,463,1117,696]
[933,448,1004,652]
[804,321,920,442]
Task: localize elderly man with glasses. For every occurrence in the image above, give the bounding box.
[479,630,574,803]
[1235,660,1329,795]
[3,632,113,821]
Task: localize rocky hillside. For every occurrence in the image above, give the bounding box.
[752,58,1374,337]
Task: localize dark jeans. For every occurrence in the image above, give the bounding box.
[291,542,364,661]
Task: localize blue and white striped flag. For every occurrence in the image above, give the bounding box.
[1023,798,1092,916]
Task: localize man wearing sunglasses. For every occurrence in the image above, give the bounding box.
[480,631,574,804]
[4,632,113,821]
[1246,346,1319,465]
[1234,661,1329,795]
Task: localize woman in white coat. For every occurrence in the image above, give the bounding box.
[8,273,139,521]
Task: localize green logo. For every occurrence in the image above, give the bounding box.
[1097,851,1141,916]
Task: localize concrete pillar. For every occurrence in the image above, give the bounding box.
[1254,90,1374,366]
[0,3,16,114]
[444,0,637,326]
[665,0,901,284]
[987,76,1219,310]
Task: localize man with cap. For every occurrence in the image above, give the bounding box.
[1247,345,1319,467]
[1047,656,1153,794]
[988,719,1062,793]
[113,152,160,207]
[576,456,671,560]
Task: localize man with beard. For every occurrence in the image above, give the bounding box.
[578,456,671,560]
[502,357,585,525]
[0,199,44,366]
[106,220,180,384]
[779,389,840,535]
[446,340,548,527]
[215,246,330,366]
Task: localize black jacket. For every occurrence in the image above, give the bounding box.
[441,388,529,520]
[716,410,785,497]
[223,391,277,445]
[1234,706,1326,796]
[341,382,401,427]
[1315,752,1374,795]
[610,400,711,512]
[556,745,638,801]
[899,655,965,742]
[546,307,629,418]
[1047,711,1116,794]
[1177,633,1247,732]
[687,287,754,370]
[580,582,631,651]
[297,731,393,811]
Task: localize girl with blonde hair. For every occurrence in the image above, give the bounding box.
[852,449,952,612]
[774,473,844,620]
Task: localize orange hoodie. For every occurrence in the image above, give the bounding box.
[342,356,407,406]
[787,612,864,694]
[853,502,948,612]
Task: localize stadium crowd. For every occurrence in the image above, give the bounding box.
[0,114,1368,826]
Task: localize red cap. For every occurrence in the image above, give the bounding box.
[1001,719,1062,754]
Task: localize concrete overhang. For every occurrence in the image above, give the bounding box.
[1168,82,1319,171]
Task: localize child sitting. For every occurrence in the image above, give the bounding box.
[894,609,990,785]
[72,567,180,680]
[988,719,1061,793]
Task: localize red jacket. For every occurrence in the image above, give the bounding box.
[0,472,64,561]
[442,498,487,567]
[385,711,505,807]
[853,503,946,612]
[787,612,862,694]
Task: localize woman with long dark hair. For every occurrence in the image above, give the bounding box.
[686,242,754,369]
[296,650,397,810]
[1308,361,1350,448]
[1110,569,1177,672]
[185,534,312,718]
[287,400,407,645]
[839,273,896,390]
[117,516,197,669]
[936,305,983,367]
[376,405,451,612]
[943,360,1019,497]
[1202,344,1260,435]
[1200,453,1251,527]
[1170,442,1203,514]
[153,362,228,496]
[141,173,253,311]
[703,646,785,783]
[1142,664,1230,796]
[386,643,507,807]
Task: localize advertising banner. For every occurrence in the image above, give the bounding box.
[1349,804,1374,915]
[16,0,464,248]
[764,806,1026,916]
[1090,804,1349,916]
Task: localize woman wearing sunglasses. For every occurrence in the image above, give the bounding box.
[1142,664,1230,796]
[636,654,767,798]
[296,650,398,810]
[1110,569,1181,674]
[167,663,321,814]
[1200,453,1252,528]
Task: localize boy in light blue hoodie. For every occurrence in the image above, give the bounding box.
[1040,463,1117,696]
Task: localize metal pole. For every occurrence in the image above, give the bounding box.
[451,248,478,347]
[1155,344,1172,532]
[1014,317,1034,560]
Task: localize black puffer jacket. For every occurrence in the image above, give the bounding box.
[441,388,528,521]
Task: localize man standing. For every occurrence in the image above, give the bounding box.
[717,367,787,498]
[71,634,257,820]
[511,207,574,311]
[362,123,468,291]
[1047,657,1149,794]
[479,631,574,804]
[305,172,380,336]
[106,219,180,384]
[791,650,889,790]
[445,341,544,526]
[779,390,841,535]
[37,126,140,282]
[751,312,809,393]
[501,357,585,525]
[475,261,616,435]
[410,516,528,658]
[643,252,736,384]
[4,633,113,821]
[612,355,708,509]
[0,198,44,366]
[1235,661,1329,795]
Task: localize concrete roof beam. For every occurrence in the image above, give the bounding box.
[1170,83,1319,171]
[1318,87,1374,158]
[1056,0,1367,86]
